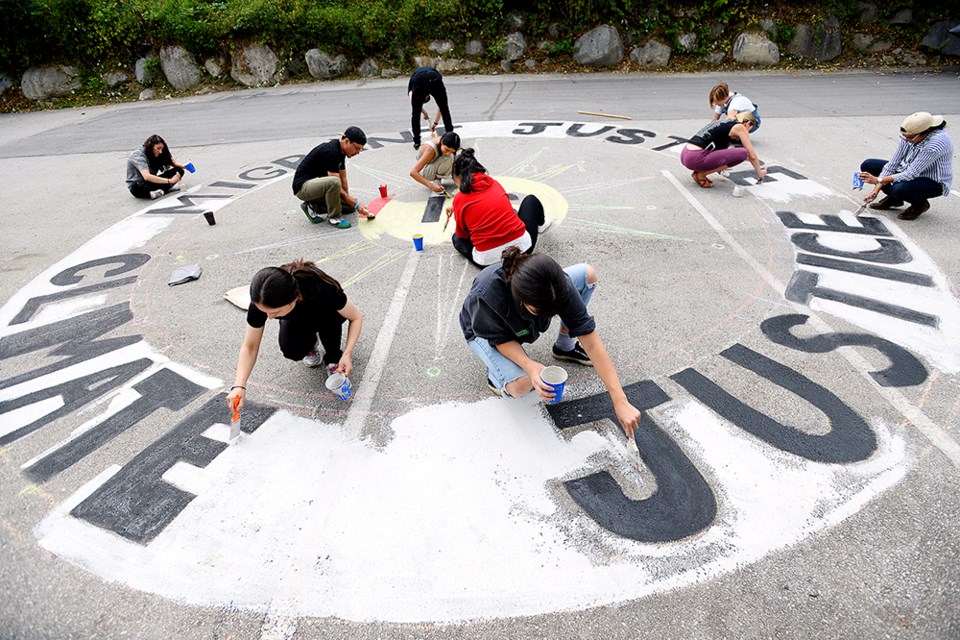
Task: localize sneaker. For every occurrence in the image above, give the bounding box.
[327,363,338,376]
[537,218,553,235]
[149,189,164,199]
[328,217,351,229]
[486,376,503,397]
[300,202,324,224]
[302,350,323,367]
[168,183,181,193]
[552,341,593,367]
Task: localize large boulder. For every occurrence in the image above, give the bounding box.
[231,42,279,86]
[0,73,13,96]
[305,49,349,79]
[573,25,624,67]
[922,20,960,57]
[890,8,912,25]
[732,31,780,66]
[135,52,159,85]
[465,40,484,57]
[358,58,379,78]
[629,39,671,68]
[787,18,842,62]
[856,2,878,24]
[159,45,202,91]
[21,66,81,100]
[501,32,527,61]
[104,71,129,89]
[204,57,225,79]
[428,40,455,55]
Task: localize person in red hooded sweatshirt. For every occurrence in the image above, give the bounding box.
[445,148,550,268]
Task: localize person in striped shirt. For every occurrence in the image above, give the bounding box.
[859,112,954,221]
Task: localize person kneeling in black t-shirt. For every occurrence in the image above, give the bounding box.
[226,259,363,410]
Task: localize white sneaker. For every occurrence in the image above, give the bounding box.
[149,189,164,199]
[302,350,323,367]
[538,218,553,234]
[168,183,181,193]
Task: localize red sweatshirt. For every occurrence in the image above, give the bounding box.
[452,173,526,251]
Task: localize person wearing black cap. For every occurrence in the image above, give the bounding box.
[408,66,453,150]
[293,127,371,228]
[859,112,954,221]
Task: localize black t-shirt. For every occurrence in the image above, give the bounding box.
[688,120,738,150]
[292,139,345,195]
[247,275,348,331]
[459,263,595,345]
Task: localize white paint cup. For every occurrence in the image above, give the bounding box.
[540,366,568,404]
[325,373,353,401]
[732,185,745,197]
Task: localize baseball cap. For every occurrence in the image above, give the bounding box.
[900,112,944,136]
[343,126,367,146]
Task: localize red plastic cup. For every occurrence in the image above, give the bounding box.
[379,184,388,198]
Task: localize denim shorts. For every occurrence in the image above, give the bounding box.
[467,263,595,395]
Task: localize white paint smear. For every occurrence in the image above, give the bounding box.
[36,397,912,623]
[751,173,834,203]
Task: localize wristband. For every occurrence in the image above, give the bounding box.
[230,385,246,390]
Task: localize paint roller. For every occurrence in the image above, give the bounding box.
[229,395,241,441]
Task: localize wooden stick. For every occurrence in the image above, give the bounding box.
[577,110,633,120]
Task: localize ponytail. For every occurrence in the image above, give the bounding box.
[501,247,570,318]
[452,147,486,194]
[249,258,342,309]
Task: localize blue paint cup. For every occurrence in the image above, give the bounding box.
[412,234,424,251]
[541,366,568,404]
[852,171,863,189]
[185,162,196,173]
[325,373,353,401]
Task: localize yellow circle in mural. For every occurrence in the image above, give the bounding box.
[359,177,568,246]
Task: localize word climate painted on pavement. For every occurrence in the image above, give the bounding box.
[2,120,958,622]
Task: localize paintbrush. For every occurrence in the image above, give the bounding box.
[229,395,241,441]
[626,432,642,472]
[443,209,453,231]
[853,202,868,216]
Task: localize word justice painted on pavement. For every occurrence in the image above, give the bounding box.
[1,121,957,622]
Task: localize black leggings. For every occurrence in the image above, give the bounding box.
[128,166,184,199]
[278,317,345,366]
[452,195,544,268]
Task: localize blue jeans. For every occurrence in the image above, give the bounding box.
[860,158,943,207]
[467,264,596,395]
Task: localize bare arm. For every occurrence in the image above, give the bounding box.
[578,331,640,437]
[226,324,265,410]
[139,167,181,185]
[732,124,766,181]
[409,145,444,192]
[335,299,363,376]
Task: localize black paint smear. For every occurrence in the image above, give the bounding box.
[71,394,276,544]
[671,344,877,463]
[776,211,893,237]
[24,368,205,482]
[421,195,445,223]
[796,253,932,287]
[786,270,938,328]
[790,232,912,264]
[49,254,150,286]
[147,193,234,215]
[548,381,718,542]
[0,358,152,446]
[0,303,140,391]
[566,123,615,137]
[761,314,927,388]
[512,122,564,136]
[11,278,137,325]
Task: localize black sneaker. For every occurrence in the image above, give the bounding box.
[486,376,503,397]
[552,341,593,367]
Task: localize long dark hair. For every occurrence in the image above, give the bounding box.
[142,134,173,170]
[452,147,486,194]
[440,131,461,151]
[501,247,570,317]
[249,259,343,309]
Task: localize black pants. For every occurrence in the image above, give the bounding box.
[278,316,345,366]
[452,195,544,268]
[860,158,943,207]
[128,166,184,199]
[411,70,453,146]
